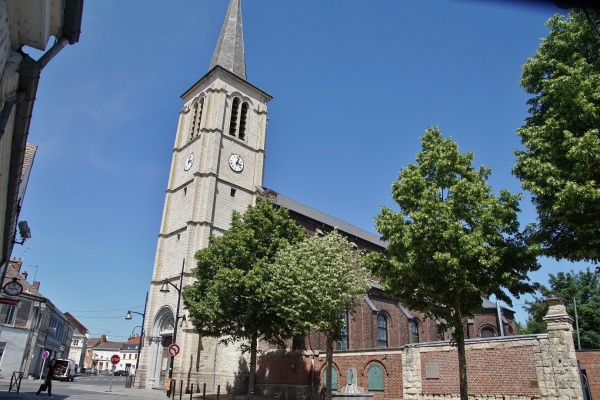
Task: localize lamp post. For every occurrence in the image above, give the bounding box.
[125,292,148,375]
[160,259,185,397]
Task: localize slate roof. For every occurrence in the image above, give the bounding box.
[209,0,246,80]
[264,188,385,247]
[95,341,124,351]
[64,312,88,335]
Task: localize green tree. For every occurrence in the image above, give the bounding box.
[366,127,540,400]
[181,198,306,397]
[521,267,600,349]
[268,231,370,400]
[514,10,600,263]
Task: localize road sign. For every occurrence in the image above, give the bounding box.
[168,343,180,357]
[42,351,50,360]
[110,354,120,365]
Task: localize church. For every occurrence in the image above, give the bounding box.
[136,0,518,394]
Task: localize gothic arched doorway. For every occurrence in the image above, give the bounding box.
[146,306,175,389]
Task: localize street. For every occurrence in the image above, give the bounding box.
[0,375,170,400]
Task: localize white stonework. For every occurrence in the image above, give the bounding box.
[138,2,272,391]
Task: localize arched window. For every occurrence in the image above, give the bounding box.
[377,315,388,348]
[229,97,240,136]
[239,102,248,140]
[323,366,338,390]
[191,98,204,139]
[367,364,384,391]
[480,326,496,338]
[411,320,419,343]
[337,312,349,350]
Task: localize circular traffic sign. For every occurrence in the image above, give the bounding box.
[3,281,23,296]
[110,354,120,365]
[168,343,180,357]
[42,351,50,360]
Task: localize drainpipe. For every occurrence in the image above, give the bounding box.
[496,301,505,336]
[0,37,70,276]
[0,93,26,141]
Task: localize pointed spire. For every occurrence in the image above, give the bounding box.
[209,0,246,80]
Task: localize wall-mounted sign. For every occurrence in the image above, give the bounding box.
[0,297,20,305]
[3,280,23,296]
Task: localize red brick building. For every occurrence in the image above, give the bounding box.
[254,189,521,399]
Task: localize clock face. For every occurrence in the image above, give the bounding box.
[228,154,244,172]
[184,153,194,171]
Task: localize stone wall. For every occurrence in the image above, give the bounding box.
[257,299,585,400]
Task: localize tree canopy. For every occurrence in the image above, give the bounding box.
[367,126,540,400]
[181,198,306,396]
[521,267,600,349]
[268,231,370,400]
[514,10,600,263]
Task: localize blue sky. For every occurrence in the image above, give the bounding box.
[16,0,584,341]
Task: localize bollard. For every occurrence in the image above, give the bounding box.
[202,382,206,400]
[190,383,194,400]
[180,380,184,400]
[217,384,221,400]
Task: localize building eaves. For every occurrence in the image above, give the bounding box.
[64,312,88,335]
[264,188,386,247]
[364,296,378,312]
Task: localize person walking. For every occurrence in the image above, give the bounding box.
[36,358,56,398]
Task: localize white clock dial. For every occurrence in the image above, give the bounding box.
[184,153,194,171]
[228,154,244,172]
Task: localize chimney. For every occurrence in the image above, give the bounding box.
[32,281,40,292]
[9,258,22,273]
[22,271,28,281]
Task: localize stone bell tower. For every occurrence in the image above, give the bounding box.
[137,0,272,391]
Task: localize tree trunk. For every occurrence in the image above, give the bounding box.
[247,333,258,400]
[326,335,334,400]
[455,318,468,400]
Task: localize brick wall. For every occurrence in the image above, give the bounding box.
[258,334,581,400]
[577,350,600,399]
[419,341,539,397]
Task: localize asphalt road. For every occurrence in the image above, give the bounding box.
[0,375,172,400]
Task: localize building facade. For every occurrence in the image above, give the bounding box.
[0,258,74,379]
[65,312,89,371]
[137,0,524,393]
[0,0,82,274]
[138,0,271,390]
[121,335,141,375]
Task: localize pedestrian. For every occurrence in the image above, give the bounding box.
[36,358,56,398]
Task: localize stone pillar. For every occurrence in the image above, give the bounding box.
[401,346,422,400]
[541,297,583,400]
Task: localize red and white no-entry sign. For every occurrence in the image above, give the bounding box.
[110,354,120,365]
[168,343,180,356]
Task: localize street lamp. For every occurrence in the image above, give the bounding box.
[125,292,148,375]
[130,326,142,339]
[160,259,185,397]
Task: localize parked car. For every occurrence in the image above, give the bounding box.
[113,370,129,376]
